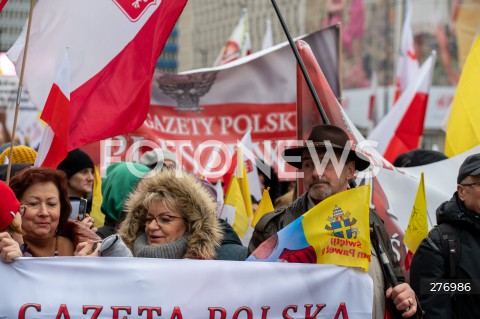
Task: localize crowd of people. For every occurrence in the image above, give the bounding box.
[0,124,479,318]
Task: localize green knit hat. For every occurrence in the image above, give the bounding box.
[101,162,150,221]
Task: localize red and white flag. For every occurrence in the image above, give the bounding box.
[213,8,251,66]
[0,0,8,13]
[261,19,273,51]
[393,0,419,103]
[368,51,436,163]
[7,0,187,151]
[34,52,71,168]
[368,71,378,128]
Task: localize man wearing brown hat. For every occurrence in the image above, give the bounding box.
[249,124,420,319]
[410,153,480,318]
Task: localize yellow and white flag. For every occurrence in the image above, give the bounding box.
[404,172,428,254]
[250,186,372,272]
[252,187,274,227]
[445,35,480,156]
[221,176,249,237]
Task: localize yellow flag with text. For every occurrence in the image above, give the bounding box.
[404,173,428,253]
[445,35,480,156]
[302,185,371,271]
[252,188,274,227]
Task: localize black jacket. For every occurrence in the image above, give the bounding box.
[410,193,480,319]
[215,218,248,261]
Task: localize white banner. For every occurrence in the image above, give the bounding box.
[0,258,372,319]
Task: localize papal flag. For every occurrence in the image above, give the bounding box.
[404,172,428,270]
[248,186,371,272]
[220,176,249,238]
[445,35,480,157]
[252,187,274,227]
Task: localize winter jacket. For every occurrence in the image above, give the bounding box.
[410,193,480,319]
[118,169,223,260]
[215,218,248,261]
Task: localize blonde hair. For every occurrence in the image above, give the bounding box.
[5,216,25,236]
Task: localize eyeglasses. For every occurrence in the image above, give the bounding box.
[145,215,184,226]
[460,181,480,188]
[21,201,59,213]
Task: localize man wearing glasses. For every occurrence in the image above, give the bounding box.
[410,153,480,318]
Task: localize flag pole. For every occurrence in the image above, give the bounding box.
[6,0,35,185]
[336,22,343,104]
[270,0,330,124]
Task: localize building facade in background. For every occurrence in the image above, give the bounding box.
[0,0,29,52]
[157,26,179,74]
[177,0,310,71]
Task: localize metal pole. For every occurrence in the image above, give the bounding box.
[6,0,35,185]
[383,0,391,117]
[270,0,330,124]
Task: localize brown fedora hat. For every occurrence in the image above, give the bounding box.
[283,124,370,171]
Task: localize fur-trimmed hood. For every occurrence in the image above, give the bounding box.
[118,170,223,259]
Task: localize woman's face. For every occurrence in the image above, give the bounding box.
[144,201,187,246]
[20,182,61,239]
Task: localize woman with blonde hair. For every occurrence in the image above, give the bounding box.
[118,169,223,260]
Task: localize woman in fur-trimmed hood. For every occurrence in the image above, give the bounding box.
[118,169,223,260]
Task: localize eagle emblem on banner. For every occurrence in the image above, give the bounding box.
[113,0,157,22]
[325,205,359,239]
[157,72,217,112]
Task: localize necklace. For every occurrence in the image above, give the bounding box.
[54,235,58,257]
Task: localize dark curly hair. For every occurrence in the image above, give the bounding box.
[9,167,72,235]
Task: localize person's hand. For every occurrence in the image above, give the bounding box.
[386,283,417,318]
[0,232,22,263]
[81,215,97,232]
[74,240,101,257]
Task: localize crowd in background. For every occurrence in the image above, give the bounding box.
[0,128,479,318]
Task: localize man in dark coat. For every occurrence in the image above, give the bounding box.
[411,153,480,318]
[249,124,420,319]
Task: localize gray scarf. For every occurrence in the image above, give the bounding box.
[134,233,188,259]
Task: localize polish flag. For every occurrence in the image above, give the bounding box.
[368,51,436,162]
[368,71,378,127]
[213,8,251,66]
[0,0,8,13]
[393,0,419,103]
[7,0,187,151]
[261,19,273,50]
[34,52,71,168]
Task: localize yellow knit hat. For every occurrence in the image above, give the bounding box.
[0,145,37,165]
